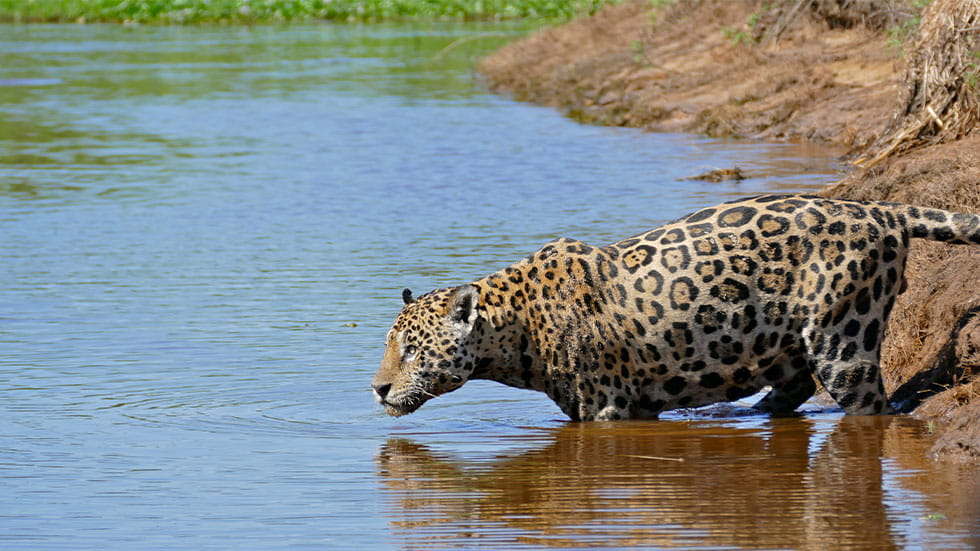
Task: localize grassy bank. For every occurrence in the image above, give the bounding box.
[0,0,616,23]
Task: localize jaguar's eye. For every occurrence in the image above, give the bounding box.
[404,345,418,357]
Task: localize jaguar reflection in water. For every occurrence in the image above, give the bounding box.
[373,194,980,421]
[376,417,905,549]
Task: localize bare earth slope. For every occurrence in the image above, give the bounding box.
[480,0,898,147]
[479,0,980,461]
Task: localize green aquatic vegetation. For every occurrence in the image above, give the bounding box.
[0,0,618,23]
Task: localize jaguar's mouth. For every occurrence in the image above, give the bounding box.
[377,391,428,417]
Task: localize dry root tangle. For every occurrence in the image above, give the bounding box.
[859,0,980,166]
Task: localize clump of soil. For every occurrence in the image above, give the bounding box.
[919,383,980,462]
[681,166,746,183]
[479,0,980,461]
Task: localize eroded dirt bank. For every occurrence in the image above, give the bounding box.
[479,0,980,461]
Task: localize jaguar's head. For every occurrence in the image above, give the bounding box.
[371,285,481,417]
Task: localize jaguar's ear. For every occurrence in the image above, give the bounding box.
[402,288,415,305]
[448,285,479,330]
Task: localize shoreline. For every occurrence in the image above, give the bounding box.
[479,0,980,462]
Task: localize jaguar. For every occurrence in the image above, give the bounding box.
[372,194,980,421]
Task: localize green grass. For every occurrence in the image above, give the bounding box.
[886,0,932,52]
[0,0,618,23]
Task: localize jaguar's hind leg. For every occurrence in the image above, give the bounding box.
[810,359,894,415]
[753,364,817,415]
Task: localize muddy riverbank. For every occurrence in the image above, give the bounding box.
[479,0,980,461]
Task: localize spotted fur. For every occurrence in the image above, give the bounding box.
[372,195,980,421]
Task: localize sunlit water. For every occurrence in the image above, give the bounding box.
[2,22,978,550]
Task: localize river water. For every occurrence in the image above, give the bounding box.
[1,22,978,550]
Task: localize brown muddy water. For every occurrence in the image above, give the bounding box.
[380,413,980,550]
[2,22,979,550]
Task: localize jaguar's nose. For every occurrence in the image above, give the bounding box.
[372,383,392,400]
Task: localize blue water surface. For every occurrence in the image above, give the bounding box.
[5,22,975,551]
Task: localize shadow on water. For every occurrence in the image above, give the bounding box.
[377,416,980,550]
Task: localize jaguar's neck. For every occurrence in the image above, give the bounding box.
[469,270,544,391]
[466,258,587,420]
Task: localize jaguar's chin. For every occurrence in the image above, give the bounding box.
[382,401,419,417]
[380,391,430,417]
